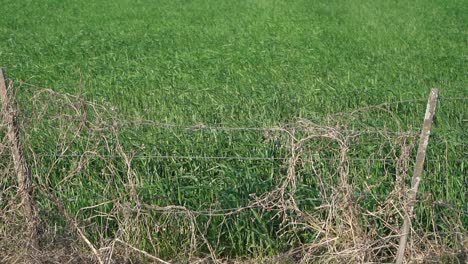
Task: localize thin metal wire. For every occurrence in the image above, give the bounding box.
[1,152,465,163]
[118,121,288,132]
[431,201,468,215]
[438,96,468,101]
[5,78,46,89]
[113,121,420,135]
[17,120,422,136]
[32,153,288,161]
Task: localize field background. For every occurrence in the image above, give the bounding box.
[0,0,466,263]
[1,0,466,123]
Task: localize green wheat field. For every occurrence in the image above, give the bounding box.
[0,0,466,263]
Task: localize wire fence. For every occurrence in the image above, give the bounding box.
[2,153,466,163]
[0,77,466,263]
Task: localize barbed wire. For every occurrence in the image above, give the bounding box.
[113,121,423,136]
[2,120,465,139]
[1,152,464,163]
[9,117,414,136]
[438,96,468,101]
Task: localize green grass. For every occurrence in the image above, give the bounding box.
[0,0,466,261]
[2,0,466,124]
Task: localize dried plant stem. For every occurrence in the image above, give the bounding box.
[115,239,171,264]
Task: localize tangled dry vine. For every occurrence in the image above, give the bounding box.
[0,85,466,263]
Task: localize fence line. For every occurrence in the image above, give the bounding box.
[432,201,468,215]
[10,117,439,137]
[5,117,464,137]
[20,119,424,135]
[1,74,466,263]
[114,121,423,135]
[1,153,465,162]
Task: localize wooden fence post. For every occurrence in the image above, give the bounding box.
[395,88,439,264]
[0,69,39,249]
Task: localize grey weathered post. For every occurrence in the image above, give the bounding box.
[0,69,39,249]
[395,88,439,264]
